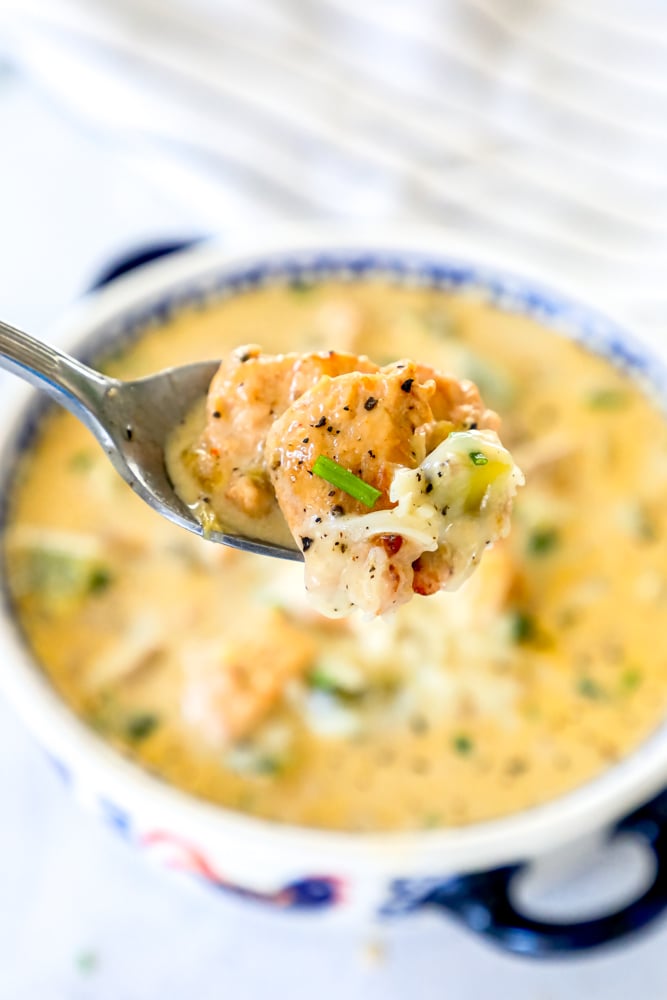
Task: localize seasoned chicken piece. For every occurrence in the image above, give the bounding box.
[412,363,500,430]
[181,610,316,747]
[169,346,522,617]
[266,361,522,617]
[190,345,377,531]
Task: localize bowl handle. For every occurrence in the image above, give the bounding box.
[90,238,204,290]
[396,791,667,955]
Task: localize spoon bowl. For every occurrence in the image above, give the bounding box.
[0,318,302,562]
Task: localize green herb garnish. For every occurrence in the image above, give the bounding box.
[469,451,488,466]
[588,388,628,410]
[577,677,605,700]
[307,664,365,701]
[16,549,113,605]
[254,756,282,775]
[312,455,381,508]
[125,712,160,742]
[528,527,559,555]
[69,450,95,472]
[308,666,340,693]
[452,733,474,756]
[632,505,656,542]
[88,567,113,593]
[620,667,643,693]
[510,610,537,644]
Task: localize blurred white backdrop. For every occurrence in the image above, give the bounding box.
[2,2,667,996]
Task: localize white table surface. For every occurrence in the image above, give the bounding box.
[3,69,667,1000]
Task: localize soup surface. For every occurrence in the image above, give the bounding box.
[6,279,667,831]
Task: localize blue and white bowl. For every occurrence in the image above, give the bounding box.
[2,232,667,956]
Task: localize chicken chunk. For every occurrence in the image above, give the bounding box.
[266,361,522,617]
[181,610,316,747]
[170,346,522,618]
[191,345,377,529]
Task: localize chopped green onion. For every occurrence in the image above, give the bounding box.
[308,666,340,693]
[253,756,283,776]
[125,712,160,742]
[576,677,605,700]
[16,549,112,604]
[312,455,381,508]
[528,527,559,555]
[510,610,537,644]
[88,567,114,593]
[452,733,474,755]
[69,450,95,472]
[307,664,365,700]
[620,667,643,693]
[469,451,488,466]
[587,388,628,410]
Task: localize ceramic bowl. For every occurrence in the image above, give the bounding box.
[2,233,667,956]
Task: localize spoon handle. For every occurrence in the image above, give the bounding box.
[0,319,113,438]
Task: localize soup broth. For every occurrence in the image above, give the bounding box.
[6,280,667,831]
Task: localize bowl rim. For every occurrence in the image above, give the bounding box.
[2,226,667,874]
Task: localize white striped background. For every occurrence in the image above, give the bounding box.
[4,0,667,337]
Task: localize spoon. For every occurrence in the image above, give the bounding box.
[0,319,302,562]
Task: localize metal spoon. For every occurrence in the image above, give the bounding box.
[0,319,302,561]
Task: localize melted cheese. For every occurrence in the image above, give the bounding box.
[303,429,523,617]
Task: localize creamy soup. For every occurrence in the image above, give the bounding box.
[5,281,667,832]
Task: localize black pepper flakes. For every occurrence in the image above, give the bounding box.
[302,437,309,444]
[400,378,414,393]
[212,411,221,419]
[368,450,376,458]
[343,406,350,411]
[331,504,345,517]
[301,537,313,551]
[425,482,433,494]
[124,426,133,441]
[364,397,378,411]
[315,416,327,428]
